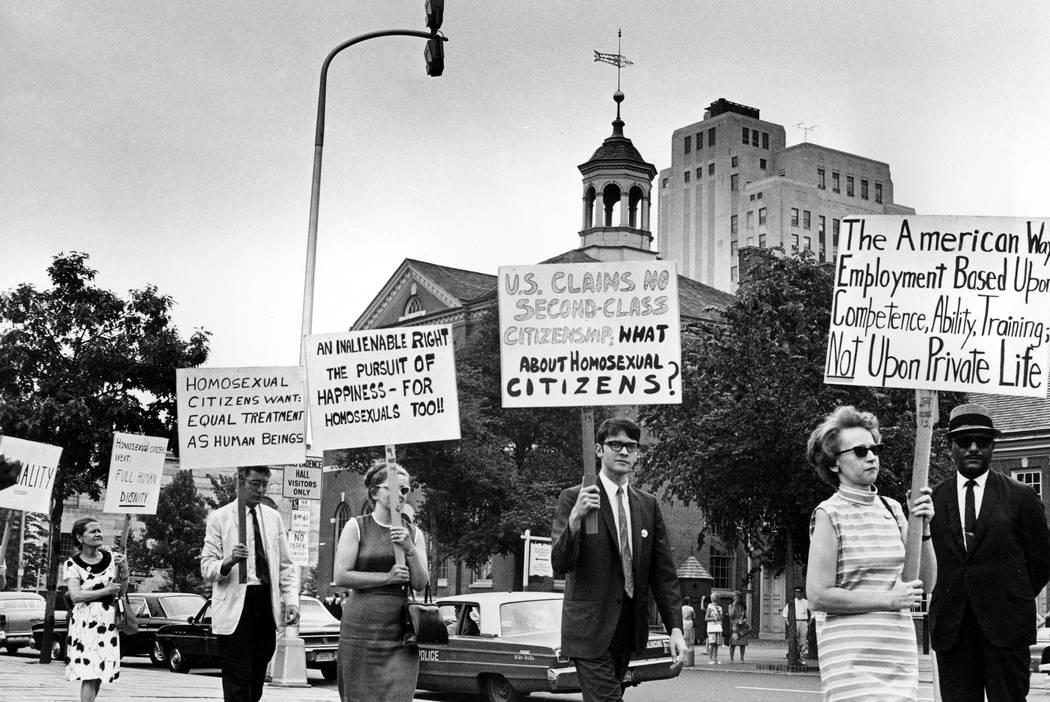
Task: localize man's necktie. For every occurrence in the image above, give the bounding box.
[964,479,977,553]
[616,487,634,598]
[249,507,270,584]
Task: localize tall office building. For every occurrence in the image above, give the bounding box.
[657,98,915,291]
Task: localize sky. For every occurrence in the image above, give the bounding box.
[3,1,1049,368]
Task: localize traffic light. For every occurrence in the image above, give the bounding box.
[424,0,444,77]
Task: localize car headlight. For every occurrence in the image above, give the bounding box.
[554,647,570,664]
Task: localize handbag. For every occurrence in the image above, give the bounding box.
[402,584,448,647]
[707,621,723,634]
[114,594,139,636]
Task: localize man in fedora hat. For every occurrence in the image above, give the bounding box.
[928,403,1050,701]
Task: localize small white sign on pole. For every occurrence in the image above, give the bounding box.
[282,465,322,501]
[291,509,311,532]
[528,541,553,578]
[287,529,309,567]
[825,216,1050,397]
[0,436,62,515]
[304,325,460,450]
[497,260,683,407]
[175,367,306,469]
[102,433,168,514]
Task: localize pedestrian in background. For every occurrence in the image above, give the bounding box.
[728,592,750,662]
[781,586,810,659]
[64,517,129,702]
[201,465,300,702]
[681,597,696,646]
[806,405,935,701]
[928,403,1050,702]
[333,461,428,702]
[704,596,723,664]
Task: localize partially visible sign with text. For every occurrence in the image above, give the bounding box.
[0,436,62,514]
[102,433,168,514]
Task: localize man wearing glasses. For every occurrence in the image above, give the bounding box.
[201,466,300,702]
[551,417,686,701]
[928,404,1050,702]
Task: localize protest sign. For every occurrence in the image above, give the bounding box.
[176,367,306,470]
[497,260,682,407]
[102,433,168,514]
[304,325,460,450]
[287,529,309,567]
[0,436,62,514]
[825,216,1050,397]
[282,465,321,501]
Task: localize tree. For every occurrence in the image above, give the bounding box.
[638,249,961,574]
[133,470,209,593]
[0,252,209,660]
[204,473,238,510]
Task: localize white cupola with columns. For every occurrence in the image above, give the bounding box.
[577,90,658,262]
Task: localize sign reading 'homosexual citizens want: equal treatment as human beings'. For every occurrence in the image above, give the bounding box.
[176,366,306,470]
[825,215,1050,397]
[498,260,682,407]
[304,326,460,450]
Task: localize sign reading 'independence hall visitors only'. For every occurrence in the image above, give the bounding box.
[825,215,1050,397]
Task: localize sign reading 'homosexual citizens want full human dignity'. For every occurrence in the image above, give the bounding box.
[825,215,1050,397]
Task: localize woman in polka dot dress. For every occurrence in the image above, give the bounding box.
[64,517,129,702]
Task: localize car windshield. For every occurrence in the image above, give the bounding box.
[158,595,207,618]
[298,598,338,627]
[499,599,561,638]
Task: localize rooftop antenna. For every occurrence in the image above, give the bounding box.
[594,28,633,92]
[794,122,818,142]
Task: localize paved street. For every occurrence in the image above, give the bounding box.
[3,643,1049,702]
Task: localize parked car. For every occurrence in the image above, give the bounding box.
[153,595,340,679]
[31,591,205,665]
[0,592,46,654]
[1032,620,1050,674]
[416,592,681,702]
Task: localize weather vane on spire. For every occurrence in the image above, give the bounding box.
[593,29,633,91]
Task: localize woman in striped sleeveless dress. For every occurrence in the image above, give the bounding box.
[805,406,937,701]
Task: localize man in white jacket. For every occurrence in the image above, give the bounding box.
[201,465,299,702]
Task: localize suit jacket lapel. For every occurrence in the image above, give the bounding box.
[598,486,619,551]
[970,471,1000,552]
[628,485,644,573]
[943,476,967,556]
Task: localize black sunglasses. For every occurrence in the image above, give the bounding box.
[834,443,884,459]
[952,434,993,450]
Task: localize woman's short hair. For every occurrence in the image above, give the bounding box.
[363,460,410,501]
[71,517,99,550]
[807,405,882,487]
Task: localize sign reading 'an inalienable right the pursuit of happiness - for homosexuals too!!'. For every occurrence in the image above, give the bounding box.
[498,260,682,407]
[825,216,1050,397]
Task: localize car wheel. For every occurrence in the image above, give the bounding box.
[51,639,67,661]
[481,674,524,702]
[149,639,167,667]
[167,644,192,673]
[319,662,337,681]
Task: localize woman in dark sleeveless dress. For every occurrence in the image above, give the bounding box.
[333,461,429,702]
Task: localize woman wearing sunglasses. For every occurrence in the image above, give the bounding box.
[333,460,428,702]
[805,406,936,701]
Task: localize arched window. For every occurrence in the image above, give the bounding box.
[334,502,351,544]
[602,183,622,226]
[403,295,424,318]
[628,186,645,228]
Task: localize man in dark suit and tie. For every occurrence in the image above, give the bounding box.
[552,417,686,702]
[928,403,1050,701]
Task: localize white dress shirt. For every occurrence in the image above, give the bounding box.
[956,470,988,544]
[599,472,632,551]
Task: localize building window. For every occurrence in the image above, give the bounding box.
[760,158,767,170]
[730,266,738,283]
[762,131,769,149]
[334,502,351,546]
[730,241,738,256]
[819,215,826,236]
[792,234,800,251]
[64,494,80,508]
[804,236,812,250]
[684,171,690,183]
[708,163,715,176]
[470,557,494,587]
[661,178,668,188]
[731,155,738,168]
[1012,470,1042,497]
[402,295,424,319]
[696,167,702,179]
[803,210,811,229]
[791,208,799,227]
[875,182,883,203]
[846,176,855,197]
[437,559,449,587]
[708,546,733,589]
[759,233,767,248]
[741,127,749,145]
[708,126,716,146]
[746,210,754,230]
[758,207,767,226]
[817,168,826,190]
[832,171,841,193]
[861,179,869,200]
[751,129,759,146]
[756,191,762,199]
[684,135,692,154]
[730,174,739,191]
[833,218,841,246]
[696,131,703,150]
[731,215,739,235]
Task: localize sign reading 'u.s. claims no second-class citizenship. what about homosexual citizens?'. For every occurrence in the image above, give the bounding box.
[0,436,62,514]
[176,367,307,470]
[498,260,683,407]
[825,215,1050,397]
[303,325,460,450]
[102,433,168,514]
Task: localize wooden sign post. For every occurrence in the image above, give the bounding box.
[580,408,598,535]
[903,389,937,581]
[236,474,248,581]
[385,444,406,567]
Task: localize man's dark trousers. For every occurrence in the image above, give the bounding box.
[574,595,635,702]
[216,585,276,702]
[936,601,1030,702]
